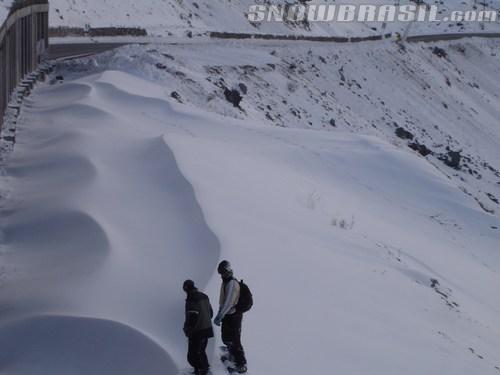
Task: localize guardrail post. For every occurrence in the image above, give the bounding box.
[0,1,49,131]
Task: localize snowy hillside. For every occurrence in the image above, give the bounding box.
[0,0,13,24]
[57,39,500,218]
[0,39,499,374]
[48,0,500,37]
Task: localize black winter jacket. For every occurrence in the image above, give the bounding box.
[184,290,214,338]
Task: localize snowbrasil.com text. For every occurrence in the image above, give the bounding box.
[247,4,498,23]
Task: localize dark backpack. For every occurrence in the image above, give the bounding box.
[235,279,253,313]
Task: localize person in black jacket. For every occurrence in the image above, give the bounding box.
[183,279,214,375]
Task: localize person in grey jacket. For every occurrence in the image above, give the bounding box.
[214,261,247,373]
[183,279,214,375]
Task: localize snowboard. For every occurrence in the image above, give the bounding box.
[180,369,213,375]
[219,346,248,374]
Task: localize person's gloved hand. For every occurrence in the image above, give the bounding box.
[183,326,192,338]
[214,314,223,326]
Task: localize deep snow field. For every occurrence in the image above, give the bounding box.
[0,39,500,375]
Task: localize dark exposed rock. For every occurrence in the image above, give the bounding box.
[486,193,499,205]
[442,150,462,169]
[395,127,414,140]
[240,65,258,73]
[224,88,243,108]
[290,108,301,118]
[238,83,248,95]
[338,66,346,82]
[170,91,183,103]
[432,46,448,58]
[329,119,336,127]
[484,163,500,177]
[475,198,495,214]
[155,63,167,70]
[408,142,432,157]
[206,66,222,75]
[2,135,15,143]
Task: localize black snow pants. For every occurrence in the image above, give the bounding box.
[221,312,247,366]
[188,335,209,373]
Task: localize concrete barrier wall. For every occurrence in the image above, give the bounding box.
[0,1,49,131]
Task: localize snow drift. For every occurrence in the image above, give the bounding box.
[0,71,221,373]
[0,315,177,375]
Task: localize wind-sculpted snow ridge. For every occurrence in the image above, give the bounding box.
[0,315,177,374]
[0,71,220,374]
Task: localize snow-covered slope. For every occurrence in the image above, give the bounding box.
[57,39,500,217]
[0,40,499,374]
[48,0,500,37]
[0,0,13,24]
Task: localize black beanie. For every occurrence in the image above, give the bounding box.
[183,279,195,292]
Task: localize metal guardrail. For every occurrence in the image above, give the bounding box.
[210,31,500,44]
[407,32,500,42]
[0,0,49,131]
[209,31,393,43]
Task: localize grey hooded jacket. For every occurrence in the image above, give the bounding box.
[218,278,240,318]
